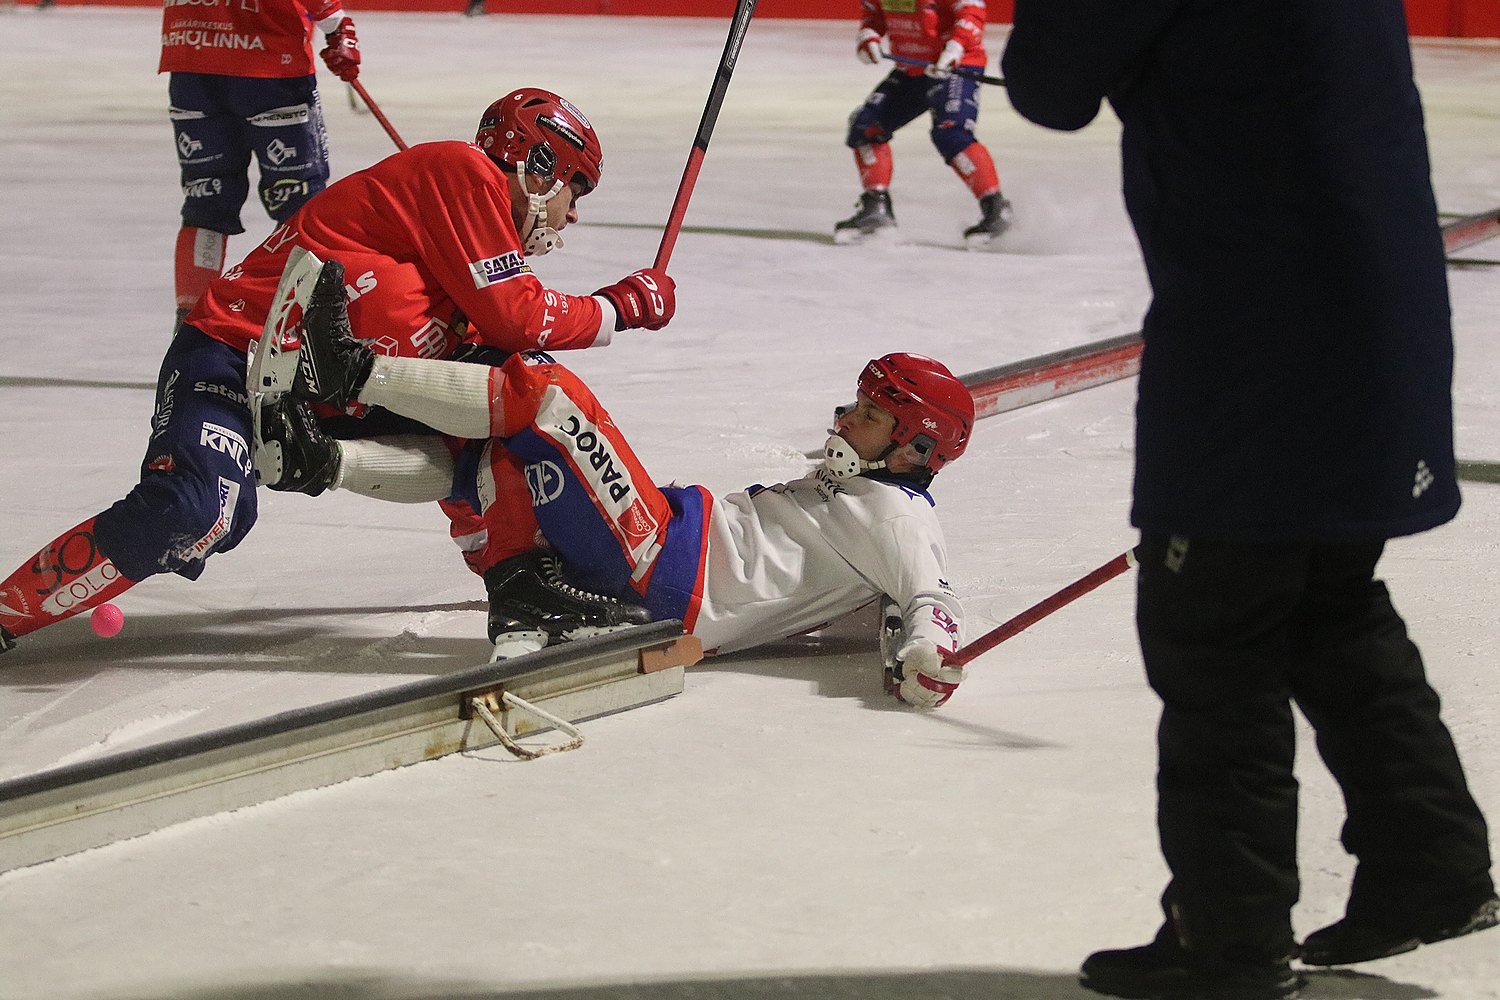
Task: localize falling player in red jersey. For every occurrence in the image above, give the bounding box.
[162,0,363,331]
[0,89,675,656]
[836,0,1013,248]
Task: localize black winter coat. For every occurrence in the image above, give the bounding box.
[1001,0,1460,542]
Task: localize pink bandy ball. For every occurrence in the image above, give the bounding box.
[91,603,125,638]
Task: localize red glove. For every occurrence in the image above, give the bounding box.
[595,268,676,331]
[320,18,360,83]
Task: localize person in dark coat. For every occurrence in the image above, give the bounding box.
[1001,2,1497,998]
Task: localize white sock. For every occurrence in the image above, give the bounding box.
[333,436,454,503]
[358,356,495,438]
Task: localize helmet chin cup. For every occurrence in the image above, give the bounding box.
[823,434,880,480]
[520,178,565,256]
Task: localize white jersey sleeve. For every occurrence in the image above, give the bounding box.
[691,468,963,656]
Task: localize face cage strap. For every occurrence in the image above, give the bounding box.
[519,173,566,256]
[822,434,906,480]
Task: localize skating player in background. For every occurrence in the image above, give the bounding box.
[258,267,974,708]
[1004,1,1497,998]
[836,0,1012,248]
[0,89,676,656]
[161,0,363,332]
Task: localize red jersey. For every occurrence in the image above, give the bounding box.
[159,0,342,79]
[860,0,988,73]
[191,141,606,363]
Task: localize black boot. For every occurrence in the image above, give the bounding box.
[1299,893,1498,967]
[252,393,341,495]
[0,625,16,655]
[295,259,374,409]
[1081,928,1304,1000]
[963,192,1013,246]
[834,189,897,244]
[484,551,651,658]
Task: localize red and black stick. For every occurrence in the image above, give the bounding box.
[654,0,758,271]
[945,549,1137,667]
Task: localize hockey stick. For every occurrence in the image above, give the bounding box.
[944,549,1137,667]
[654,0,758,271]
[349,79,408,152]
[883,53,1006,87]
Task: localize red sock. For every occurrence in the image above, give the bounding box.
[0,517,137,639]
[949,141,1000,199]
[854,144,893,191]
[174,226,228,314]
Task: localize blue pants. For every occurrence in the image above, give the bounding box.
[168,72,330,234]
[93,328,259,582]
[845,70,983,161]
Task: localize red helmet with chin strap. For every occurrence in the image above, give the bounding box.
[859,353,975,473]
[475,88,604,195]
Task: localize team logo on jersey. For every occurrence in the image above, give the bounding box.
[250,106,310,129]
[177,477,240,564]
[147,453,176,474]
[183,178,222,199]
[525,460,566,507]
[200,421,252,474]
[264,139,298,166]
[152,370,180,440]
[468,251,531,288]
[618,499,657,549]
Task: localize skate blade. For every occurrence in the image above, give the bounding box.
[834,225,899,246]
[964,232,1005,251]
[490,630,549,662]
[561,623,639,641]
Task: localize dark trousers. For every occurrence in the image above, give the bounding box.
[1135,533,1493,964]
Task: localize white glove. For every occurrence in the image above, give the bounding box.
[925,40,965,78]
[894,638,966,709]
[856,27,884,65]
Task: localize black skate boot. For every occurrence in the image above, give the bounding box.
[1,624,16,655]
[834,190,897,244]
[1299,893,1498,967]
[483,550,652,660]
[963,192,1013,247]
[251,393,341,495]
[1081,928,1304,1000]
[295,259,374,409]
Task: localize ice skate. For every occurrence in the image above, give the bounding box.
[1081,928,1303,1000]
[251,392,341,495]
[484,550,652,660]
[834,190,897,244]
[294,258,375,409]
[1299,893,1498,967]
[963,192,1013,248]
[1,624,16,655]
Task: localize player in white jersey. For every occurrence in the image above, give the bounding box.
[265,260,975,708]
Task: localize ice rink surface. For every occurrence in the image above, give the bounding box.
[0,9,1497,999]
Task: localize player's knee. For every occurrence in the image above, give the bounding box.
[930,124,977,162]
[181,179,248,235]
[94,471,258,582]
[846,111,892,149]
[261,177,320,222]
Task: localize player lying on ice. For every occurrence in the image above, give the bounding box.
[260,258,977,708]
[0,88,675,657]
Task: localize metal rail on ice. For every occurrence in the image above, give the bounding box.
[0,622,700,874]
[955,206,1500,417]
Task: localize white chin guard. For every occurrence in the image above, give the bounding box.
[524,224,564,256]
[823,434,881,480]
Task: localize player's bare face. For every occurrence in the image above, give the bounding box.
[835,394,899,462]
